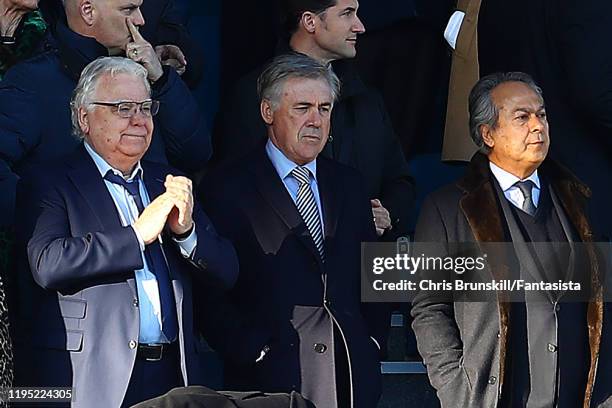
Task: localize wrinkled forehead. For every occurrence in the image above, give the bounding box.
[280,77,334,103]
[93,72,150,101]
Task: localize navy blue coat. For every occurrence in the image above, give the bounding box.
[198,148,383,408]
[12,146,237,408]
[0,22,210,226]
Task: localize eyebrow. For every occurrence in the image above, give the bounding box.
[294,102,332,107]
[340,6,357,14]
[512,105,546,113]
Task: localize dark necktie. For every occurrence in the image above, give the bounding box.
[104,170,178,342]
[515,180,537,216]
[291,166,325,260]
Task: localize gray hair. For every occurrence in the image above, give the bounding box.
[70,57,150,139]
[257,52,341,111]
[468,72,543,154]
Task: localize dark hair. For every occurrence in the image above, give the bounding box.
[468,72,543,154]
[278,0,337,37]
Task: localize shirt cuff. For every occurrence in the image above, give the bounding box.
[444,10,465,50]
[173,223,197,258]
[131,225,145,252]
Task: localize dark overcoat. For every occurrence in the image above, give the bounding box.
[198,148,384,408]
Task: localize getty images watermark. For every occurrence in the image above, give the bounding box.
[361,240,612,303]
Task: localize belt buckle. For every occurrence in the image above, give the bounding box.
[145,344,163,362]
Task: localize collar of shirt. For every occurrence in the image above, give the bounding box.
[84,142,143,182]
[489,161,541,208]
[265,139,318,182]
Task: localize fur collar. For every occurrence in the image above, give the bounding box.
[456,153,602,406]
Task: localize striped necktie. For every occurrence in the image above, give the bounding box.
[291,166,325,260]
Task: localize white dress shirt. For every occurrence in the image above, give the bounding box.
[489,161,541,211]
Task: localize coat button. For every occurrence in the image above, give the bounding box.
[547,343,557,353]
[555,304,561,312]
[324,299,331,307]
[313,343,327,354]
[496,331,501,338]
[488,376,497,385]
[132,298,139,307]
[129,340,137,349]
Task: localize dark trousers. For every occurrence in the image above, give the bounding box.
[122,345,183,408]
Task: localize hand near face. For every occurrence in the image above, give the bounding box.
[155,45,187,76]
[133,193,175,244]
[371,199,391,237]
[126,18,164,83]
[164,175,194,236]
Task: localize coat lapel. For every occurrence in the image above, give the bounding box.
[66,145,137,295]
[252,151,322,263]
[66,145,123,231]
[457,153,511,394]
[458,154,603,406]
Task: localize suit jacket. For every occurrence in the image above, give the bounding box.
[198,148,383,408]
[411,154,603,408]
[12,146,238,408]
[213,56,415,241]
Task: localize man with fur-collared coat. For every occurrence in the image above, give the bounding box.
[412,72,604,407]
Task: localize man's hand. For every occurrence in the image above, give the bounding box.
[371,199,392,237]
[126,18,164,83]
[155,45,187,76]
[164,175,194,236]
[133,193,175,244]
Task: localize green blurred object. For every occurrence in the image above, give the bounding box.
[0,10,47,79]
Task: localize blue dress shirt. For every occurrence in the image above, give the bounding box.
[489,161,541,210]
[85,142,196,344]
[265,140,325,234]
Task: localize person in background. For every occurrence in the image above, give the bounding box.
[39,0,204,88]
[0,0,46,77]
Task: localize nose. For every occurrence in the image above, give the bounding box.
[307,110,323,128]
[353,15,366,34]
[129,110,149,126]
[529,113,545,133]
[132,9,145,27]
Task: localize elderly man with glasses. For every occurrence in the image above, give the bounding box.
[12,57,238,408]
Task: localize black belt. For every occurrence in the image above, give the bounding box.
[136,342,177,362]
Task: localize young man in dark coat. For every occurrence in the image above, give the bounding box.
[199,53,384,408]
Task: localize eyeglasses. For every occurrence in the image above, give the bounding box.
[90,100,160,118]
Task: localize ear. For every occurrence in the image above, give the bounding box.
[300,12,317,34]
[78,107,90,135]
[480,124,495,148]
[79,0,96,26]
[260,100,274,125]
